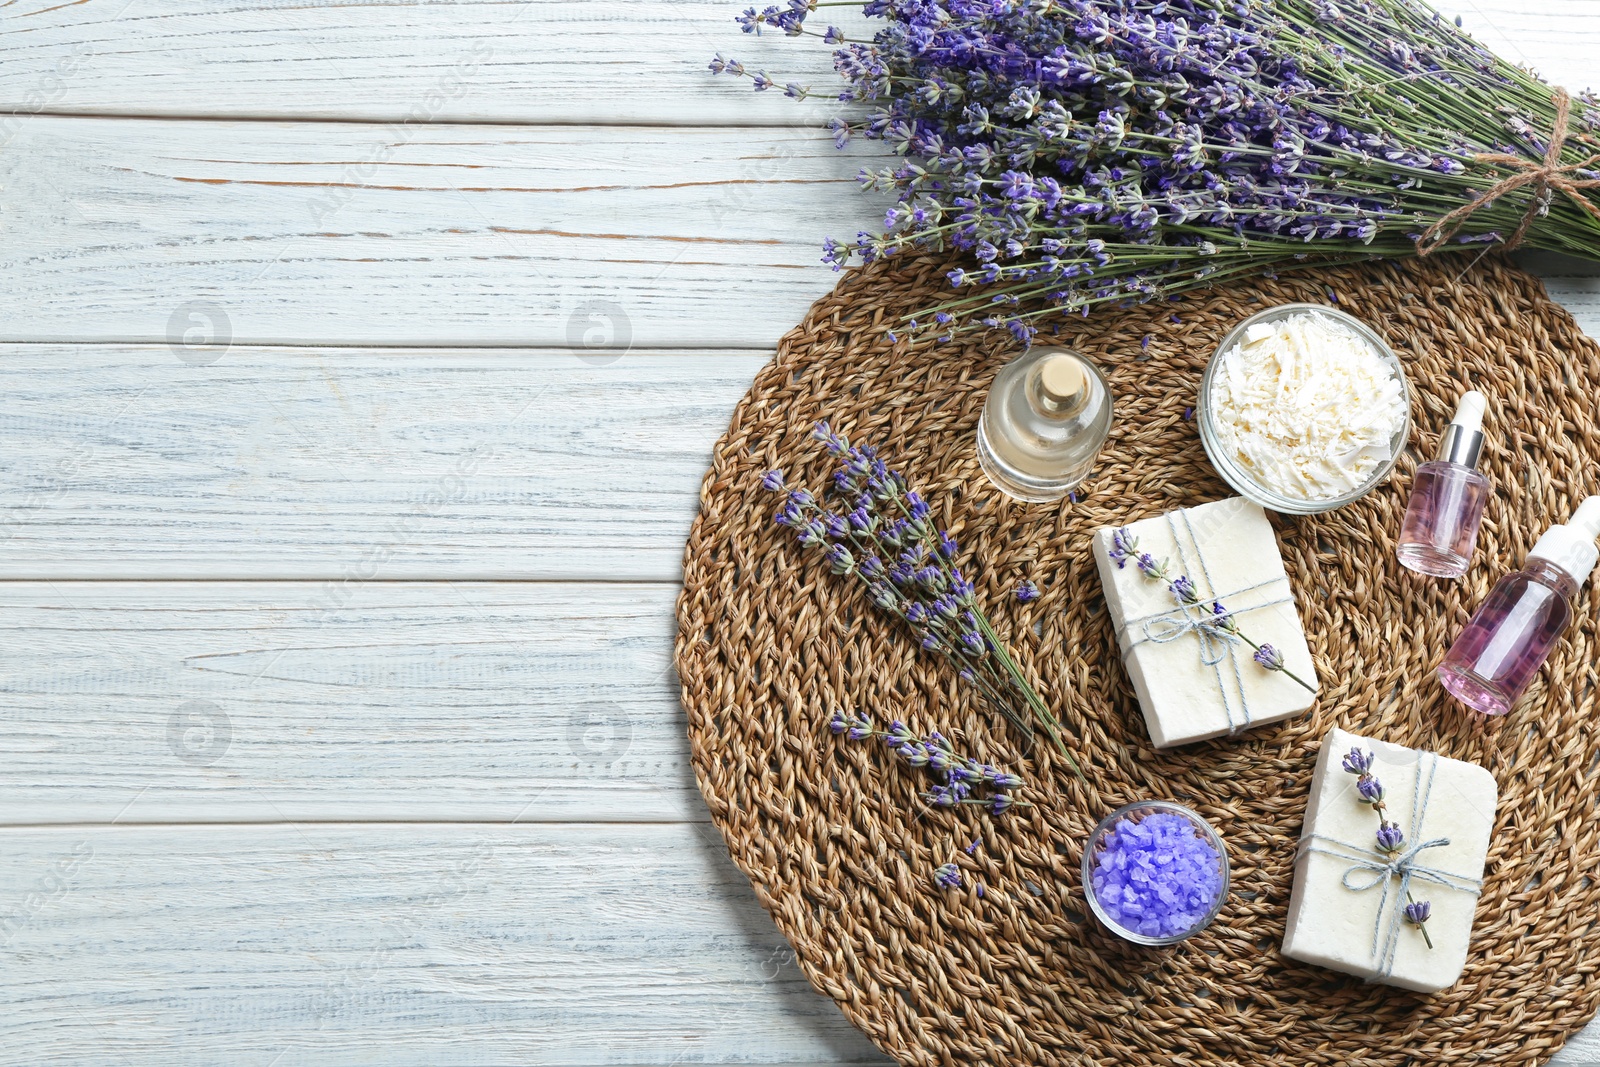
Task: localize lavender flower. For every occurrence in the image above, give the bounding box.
[1136,553,1166,581]
[1356,776,1385,804]
[1375,824,1405,854]
[829,709,874,741]
[1107,527,1138,569]
[1253,643,1283,670]
[829,711,1028,814]
[767,423,1081,776]
[714,0,1600,342]
[1404,900,1432,925]
[933,863,962,889]
[1343,748,1375,775]
[1015,580,1039,603]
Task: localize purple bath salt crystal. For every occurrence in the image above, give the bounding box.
[1090,811,1224,940]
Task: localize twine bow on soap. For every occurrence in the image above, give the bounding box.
[1140,585,1277,667]
[1299,753,1485,980]
[1416,87,1600,256]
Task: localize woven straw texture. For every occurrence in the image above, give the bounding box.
[674,253,1600,1067]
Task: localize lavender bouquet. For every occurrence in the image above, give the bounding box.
[714,0,1600,342]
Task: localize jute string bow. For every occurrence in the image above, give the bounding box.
[1416,87,1600,255]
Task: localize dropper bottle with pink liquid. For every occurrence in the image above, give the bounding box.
[1438,496,1600,716]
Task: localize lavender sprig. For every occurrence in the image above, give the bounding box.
[830,710,1029,815]
[770,423,1083,779]
[1344,747,1434,949]
[1109,526,1317,694]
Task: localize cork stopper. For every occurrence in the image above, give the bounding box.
[1034,351,1088,415]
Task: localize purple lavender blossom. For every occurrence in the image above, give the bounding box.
[1015,580,1040,603]
[761,469,785,492]
[1170,575,1198,604]
[933,863,962,889]
[1375,824,1406,854]
[1356,776,1385,804]
[1108,527,1138,569]
[1342,748,1375,775]
[1404,900,1432,925]
[831,711,1026,814]
[1253,643,1284,670]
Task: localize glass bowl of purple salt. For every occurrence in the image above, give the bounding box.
[1082,800,1229,946]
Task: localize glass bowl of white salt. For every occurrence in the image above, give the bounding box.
[1198,303,1412,515]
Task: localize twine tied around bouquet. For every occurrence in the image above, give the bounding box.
[1416,87,1600,256]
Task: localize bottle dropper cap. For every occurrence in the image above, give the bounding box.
[1528,495,1600,586]
[1436,390,1488,467]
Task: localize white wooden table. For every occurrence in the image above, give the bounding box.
[1,2,1598,1064]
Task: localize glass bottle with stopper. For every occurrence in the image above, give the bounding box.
[1396,389,1492,578]
[976,347,1113,502]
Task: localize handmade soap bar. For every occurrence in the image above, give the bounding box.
[1091,496,1318,748]
[1282,726,1498,993]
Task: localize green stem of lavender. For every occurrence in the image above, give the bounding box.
[972,611,1084,782]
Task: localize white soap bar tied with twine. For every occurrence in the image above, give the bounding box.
[1282,727,1497,993]
[1091,496,1319,748]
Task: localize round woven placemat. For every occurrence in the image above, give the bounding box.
[674,252,1600,1067]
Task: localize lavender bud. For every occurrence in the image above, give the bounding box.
[1375,824,1405,853]
[1253,643,1284,670]
[761,469,785,492]
[1404,900,1432,925]
[1356,776,1384,804]
[933,863,962,889]
[1342,748,1374,775]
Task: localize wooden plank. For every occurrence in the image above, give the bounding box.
[0,823,891,1066]
[0,819,1594,1065]
[0,346,765,580]
[1,120,1596,357]
[5,258,1600,582]
[1556,1028,1600,1067]
[0,581,710,825]
[0,118,884,349]
[0,0,875,125]
[0,1,1589,125]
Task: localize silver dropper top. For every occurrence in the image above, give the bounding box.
[1436,390,1487,468]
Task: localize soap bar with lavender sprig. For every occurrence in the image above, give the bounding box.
[1091,496,1319,748]
[1282,727,1497,993]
